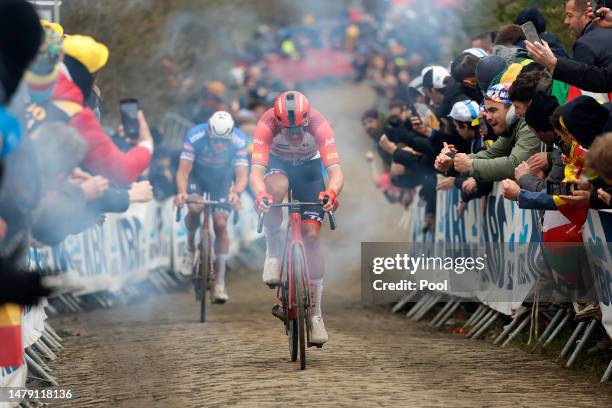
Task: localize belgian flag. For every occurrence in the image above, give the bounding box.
[0,303,23,367]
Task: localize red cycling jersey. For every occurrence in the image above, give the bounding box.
[251,108,341,168]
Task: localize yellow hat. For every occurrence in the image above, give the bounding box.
[41,19,64,37]
[63,35,109,74]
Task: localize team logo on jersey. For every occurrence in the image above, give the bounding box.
[325,138,335,146]
[327,153,339,160]
[189,130,207,143]
[252,153,263,159]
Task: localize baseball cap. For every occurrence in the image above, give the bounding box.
[463,47,489,58]
[422,66,450,90]
[450,100,480,126]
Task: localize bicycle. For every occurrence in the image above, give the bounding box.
[176,193,233,323]
[257,193,336,370]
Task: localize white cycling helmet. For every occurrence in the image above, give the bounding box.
[208,111,235,140]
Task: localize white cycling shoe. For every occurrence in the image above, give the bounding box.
[262,257,281,286]
[308,315,329,345]
[179,250,195,276]
[213,284,229,304]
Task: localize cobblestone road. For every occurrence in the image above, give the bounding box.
[47,84,612,407]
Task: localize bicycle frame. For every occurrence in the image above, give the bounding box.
[176,193,232,321]
[283,203,311,322]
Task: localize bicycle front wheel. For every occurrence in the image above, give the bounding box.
[292,245,307,370]
[199,234,211,323]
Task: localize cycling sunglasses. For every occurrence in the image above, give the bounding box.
[281,126,306,137]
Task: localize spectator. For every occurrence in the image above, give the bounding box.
[471,32,494,55]
[361,109,392,170]
[436,52,484,117]
[508,69,552,116]
[25,35,154,186]
[492,24,527,64]
[514,6,569,58]
[564,0,612,66]
[476,55,508,95]
[421,66,450,114]
[438,100,494,206]
[435,83,541,182]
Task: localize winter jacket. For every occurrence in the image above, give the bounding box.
[467,118,541,182]
[572,23,612,67]
[518,148,565,192]
[553,57,612,93]
[25,73,152,186]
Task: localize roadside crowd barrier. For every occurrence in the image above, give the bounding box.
[0,195,263,406]
[394,180,612,382]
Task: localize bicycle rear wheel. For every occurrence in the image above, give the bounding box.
[199,234,211,323]
[292,245,307,370]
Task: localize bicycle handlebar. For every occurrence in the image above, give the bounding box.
[175,198,233,223]
[256,198,337,233]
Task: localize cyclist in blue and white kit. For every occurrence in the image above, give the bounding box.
[175,111,249,303]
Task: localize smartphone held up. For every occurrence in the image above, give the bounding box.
[120,98,140,140]
[521,21,541,44]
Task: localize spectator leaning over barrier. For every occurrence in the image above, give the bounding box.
[435,83,541,182]
[421,66,450,115]
[435,52,484,118]
[517,92,565,192]
[554,96,612,209]
[24,35,154,186]
[436,100,493,213]
[361,109,392,171]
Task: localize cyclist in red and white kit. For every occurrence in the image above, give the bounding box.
[250,91,344,345]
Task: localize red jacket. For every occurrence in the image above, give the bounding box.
[46,73,152,186]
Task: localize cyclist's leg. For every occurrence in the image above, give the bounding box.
[290,159,328,344]
[290,158,326,281]
[210,180,231,297]
[181,180,204,275]
[262,156,289,285]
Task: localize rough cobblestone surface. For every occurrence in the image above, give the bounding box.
[47,84,612,407]
[49,277,612,408]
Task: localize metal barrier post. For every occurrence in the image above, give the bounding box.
[466,309,494,338]
[537,308,565,344]
[435,301,462,329]
[566,319,598,368]
[502,314,531,347]
[558,321,586,361]
[391,291,420,314]
[471,311,499,340]
[412,293,442,322]
[463,305,485,328]
[544,311,572,346]
[430,299,455,327]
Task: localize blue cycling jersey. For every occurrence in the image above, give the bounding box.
[179,124,249,173]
